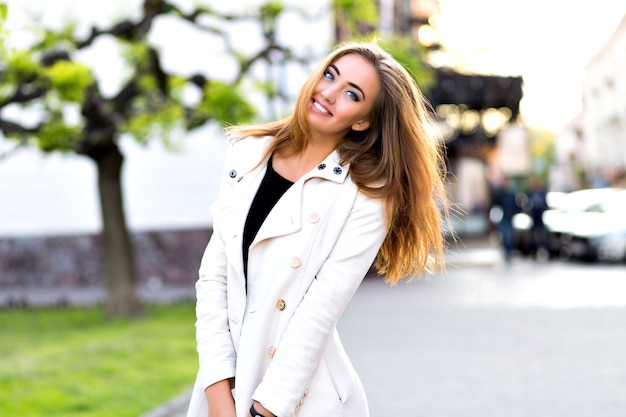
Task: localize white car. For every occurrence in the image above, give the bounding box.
[544,188,626,261]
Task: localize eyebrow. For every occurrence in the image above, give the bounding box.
[329,63,366,100]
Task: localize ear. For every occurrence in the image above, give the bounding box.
[352,119,371,131]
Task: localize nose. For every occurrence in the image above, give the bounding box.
[320,85,338,104]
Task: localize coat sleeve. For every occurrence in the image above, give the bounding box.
[194,141,237,391]
[252,190,388,416]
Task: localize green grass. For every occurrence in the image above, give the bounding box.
[0,303,198,417]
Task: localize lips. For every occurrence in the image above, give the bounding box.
[311,99,333,116]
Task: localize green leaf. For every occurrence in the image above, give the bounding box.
[38,61,93,102]
[199,81,257,127]
[333,0,378,26]
[5,50,38,77]
[0,3,7,21]
[120,41,149,67]
[376,34,434,90]
[260,1,284,20]
[37,25,78,52]
[38,119,80,152]
[125,102,185,145]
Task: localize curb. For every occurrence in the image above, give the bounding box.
[139,388,192,417]
[444,247,502,269]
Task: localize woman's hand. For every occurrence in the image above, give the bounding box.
[205,379,236,417]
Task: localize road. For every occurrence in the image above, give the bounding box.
[341,256,626,417]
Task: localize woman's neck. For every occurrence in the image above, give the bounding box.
[273,138,338,183]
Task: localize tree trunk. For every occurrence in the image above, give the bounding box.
[95,142,142,318]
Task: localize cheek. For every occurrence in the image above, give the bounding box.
[350,105,372,122]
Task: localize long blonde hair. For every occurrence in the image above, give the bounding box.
[227,41,449,284]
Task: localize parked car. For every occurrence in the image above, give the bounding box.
[544,188,626,262]
[559,190,626,262]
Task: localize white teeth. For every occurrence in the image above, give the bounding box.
[313,101,329,114]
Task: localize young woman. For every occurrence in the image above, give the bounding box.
[186,41,449,417]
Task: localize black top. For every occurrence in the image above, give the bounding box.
[242,156,293,280]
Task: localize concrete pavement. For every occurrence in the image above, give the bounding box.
[341,276,626,417]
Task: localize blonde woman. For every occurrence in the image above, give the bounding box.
[187,41,448,417]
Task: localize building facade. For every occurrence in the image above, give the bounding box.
[582,13,626,186]
[550,115,584,192]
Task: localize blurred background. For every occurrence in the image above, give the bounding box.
[1,0,626,304]
[2,1,626,416]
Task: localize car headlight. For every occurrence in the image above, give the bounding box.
[512,213,533,230]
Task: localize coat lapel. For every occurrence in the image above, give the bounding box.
[222,138,272,289]
[251,179,303,246]
[250,150,350,248]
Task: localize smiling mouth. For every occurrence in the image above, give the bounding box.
[312,99,333,116]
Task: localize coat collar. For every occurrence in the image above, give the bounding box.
[305,149,350,184]
[227,136,351,185]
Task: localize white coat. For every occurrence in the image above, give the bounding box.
[186,136,388,417]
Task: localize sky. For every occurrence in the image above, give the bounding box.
[437,0,626,131]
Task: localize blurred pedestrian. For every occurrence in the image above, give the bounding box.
[186,42,449,417]
[526,176,549,258]
[493,177,518,263]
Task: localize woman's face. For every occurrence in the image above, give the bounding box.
[307,53,381,141]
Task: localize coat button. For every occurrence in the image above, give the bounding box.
[268,346,276,358]
[333,166,342,175]
[308,213,320,223]
[276,299,286,311]
[317,163,326,170]
[290,257,302,268]
[229,169,237,178]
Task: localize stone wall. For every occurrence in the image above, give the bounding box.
[0,229,212,289]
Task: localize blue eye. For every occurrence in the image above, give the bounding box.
[324,70,334,80]
[346,91,360,102]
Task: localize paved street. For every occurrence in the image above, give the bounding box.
[341,259,626,417]
[143,244,626,417]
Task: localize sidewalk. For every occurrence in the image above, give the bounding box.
[444,234,502,269]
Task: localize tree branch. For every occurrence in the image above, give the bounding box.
[0,117,39,137]
[112,79,140,115]
[235,45,305,84]
[0,84,47,108]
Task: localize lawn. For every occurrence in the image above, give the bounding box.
[0,302,199,417]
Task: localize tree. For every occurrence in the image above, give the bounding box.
[0,0,309,317]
